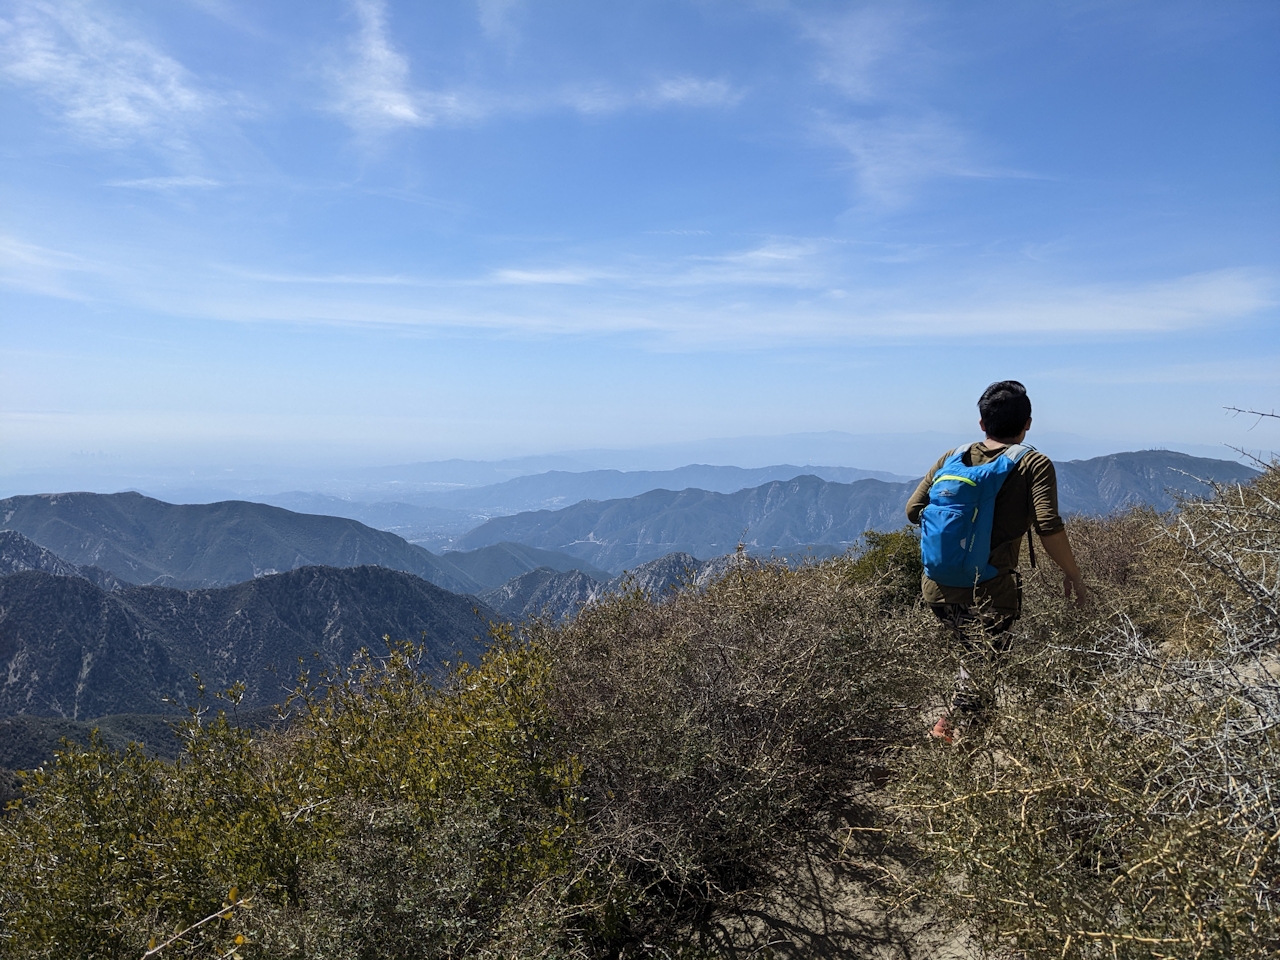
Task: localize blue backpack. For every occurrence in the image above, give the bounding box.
[919,443,1033,587]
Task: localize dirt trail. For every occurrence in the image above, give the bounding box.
[676,801,980,959]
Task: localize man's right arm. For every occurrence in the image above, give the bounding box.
[905,453,949,525]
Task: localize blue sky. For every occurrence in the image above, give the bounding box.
[1,0,1277,483]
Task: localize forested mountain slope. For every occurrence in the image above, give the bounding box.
[1052,449,1256,513]
[480,551,750,623]
[0,530,124,591]
[0,565,492,719]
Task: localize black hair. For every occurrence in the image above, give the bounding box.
[978,380,1032,440]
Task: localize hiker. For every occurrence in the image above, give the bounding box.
[905,380,1086,740]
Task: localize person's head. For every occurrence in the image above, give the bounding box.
[978,380,1032,442]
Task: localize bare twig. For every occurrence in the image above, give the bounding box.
[1226,406,1280,430]
[142,897,251,958]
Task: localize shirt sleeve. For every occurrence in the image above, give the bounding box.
[905,452,950,525]
[1026,453,1066,536]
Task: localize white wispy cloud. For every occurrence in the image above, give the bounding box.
[182,0,264,37]
[0,234,103,300]
[797,3,1030,207]
[825,114,974,207]
[486,240,824,292]
[0,0,213,149]
[10,222,1268,348]
[643,77,741,108]
[801,4,921,103]
[493,267,606,286]
[976,269,1277,336]
[328,1,740,133]
[207,266,1271,346]
[106,175,222,190]
[475,0,523,45]
[328,0,478,132]
[198,245,1277,344]
[563,77,741,116]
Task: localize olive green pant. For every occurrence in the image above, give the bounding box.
[927,572,1023,716]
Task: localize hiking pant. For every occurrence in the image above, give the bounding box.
[929,572,1022,717]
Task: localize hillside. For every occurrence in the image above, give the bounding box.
[0,530,124,591]
[0,492,479,592]
[2,465,1276,957]
[455,450,1258,572]
[441,542,611,588]
[0,565,492,719]
[456,476,917,571]
[481,568,603,623]
[480,551,749,622]
[1052,448,1256,512]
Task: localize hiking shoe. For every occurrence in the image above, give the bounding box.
[929,715,955,743]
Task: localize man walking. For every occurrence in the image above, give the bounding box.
[905,380,1086,740]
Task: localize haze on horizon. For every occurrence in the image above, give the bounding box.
[1,1,1277,491]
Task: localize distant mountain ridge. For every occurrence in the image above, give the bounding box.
[1050,450,1252,514]
[0,492,482,593]
[0,565,492,719]
[456,451,1258,572]
[456,476,913,571]
[252,463,912,549]
[419,463,910,513]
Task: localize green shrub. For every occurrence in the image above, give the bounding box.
[0,636,589,959]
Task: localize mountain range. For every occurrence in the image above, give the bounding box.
[0,556,493,720]
[256,462,911,549]
[455,451,1258,572]
[441,541,611,585]
[0,529,125,591]
[0,493,604,593]
[0,492,478,592]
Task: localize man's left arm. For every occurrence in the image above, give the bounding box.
[1029,456,1087,606]
[1039,530,1086,605]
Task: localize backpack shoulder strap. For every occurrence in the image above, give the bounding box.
[1002,443,1040,567]
[1002,442,1036,464]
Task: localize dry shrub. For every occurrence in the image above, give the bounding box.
[528,536,931,943]
[897,464,1280,959]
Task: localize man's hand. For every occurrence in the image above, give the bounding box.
[1062,571,1087,607]
[1040,530,1088,608]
